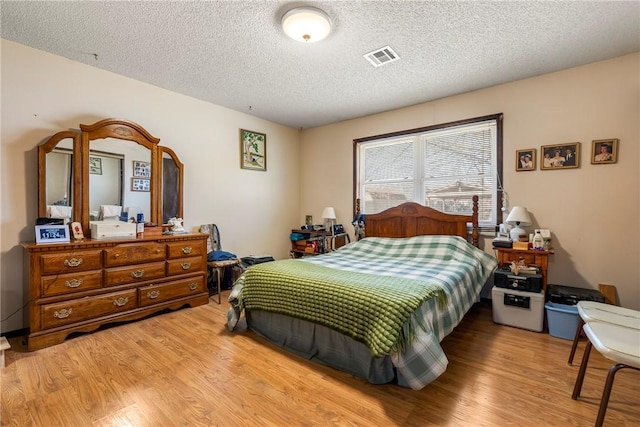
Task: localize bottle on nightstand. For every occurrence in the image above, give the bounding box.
[532,231,544,249]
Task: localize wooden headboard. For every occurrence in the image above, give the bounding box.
[362,195,479,247]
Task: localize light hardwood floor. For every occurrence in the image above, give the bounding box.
[2,294,638,426]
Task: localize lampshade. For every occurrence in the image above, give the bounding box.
[505,206,532,226]
[321,207,336,220]
[282,7,332,43]
[505,206,532,241]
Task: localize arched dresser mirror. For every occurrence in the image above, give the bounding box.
[27,118,204,352]
[39,118,183,236]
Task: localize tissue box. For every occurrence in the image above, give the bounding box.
[90,221,136,240]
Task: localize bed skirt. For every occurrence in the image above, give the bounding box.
[247,310,413,387]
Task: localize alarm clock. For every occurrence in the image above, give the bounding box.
[35,224,70,244]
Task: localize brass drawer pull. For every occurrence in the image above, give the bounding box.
[64,258,83,267]
[65,279,83,288]
[181,262,192,270]
[113,297,129,307]
[114,254,120,258]
[188,282,198,291]
[53,308,73,319]
[182,246,193,254]
[131,270,145,278]
[147,290,160,299]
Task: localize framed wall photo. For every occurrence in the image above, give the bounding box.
[89,156,102,175]
[133,160,151,177]
[540,142,580,170]
[516,149,536,171]
[591,138,618,164]
[240,129,266,171]
[131,178,150,192]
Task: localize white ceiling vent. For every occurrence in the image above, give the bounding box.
[364,46,399,67]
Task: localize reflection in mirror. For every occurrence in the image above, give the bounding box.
[46,147,73,207]
[162,151,180,223]
[88,150,124,220]
[89,138,151,222]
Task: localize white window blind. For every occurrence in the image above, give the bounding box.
[356,115,502,227]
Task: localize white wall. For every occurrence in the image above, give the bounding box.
[299,53,640,310]
[0,40,301,332]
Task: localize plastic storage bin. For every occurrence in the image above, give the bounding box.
[545,302,580,340]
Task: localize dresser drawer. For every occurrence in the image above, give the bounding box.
[500,251,546,267]
[41,271,103,297]
[104,262,166,287]
[40,250,103,275]
[104,242,165,267]
[166,256,204,276]
[41,289,137,329]
[166,240,206,259]
[138,275,206,307]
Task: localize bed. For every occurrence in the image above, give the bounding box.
[227,197,498,389]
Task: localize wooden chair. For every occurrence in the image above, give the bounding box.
[571,319,640,426]
[199,224,241,304]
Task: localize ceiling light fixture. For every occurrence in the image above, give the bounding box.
[281,7,332,43]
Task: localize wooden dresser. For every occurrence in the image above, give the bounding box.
[22,233,209,351]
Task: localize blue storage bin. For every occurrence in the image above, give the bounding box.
[545,302,580,340]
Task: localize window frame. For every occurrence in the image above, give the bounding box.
[353,113,504,229]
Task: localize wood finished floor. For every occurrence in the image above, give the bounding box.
[2,294,639,426]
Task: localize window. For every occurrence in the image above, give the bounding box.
[354,114,503,228]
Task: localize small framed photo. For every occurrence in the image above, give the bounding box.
[89,156,102,175]
[133,160,151,178]
[516,149,536,171]
[591,139,618,164]
[240,129,267,171]
[131,178,150,192]
[541,142,580,170]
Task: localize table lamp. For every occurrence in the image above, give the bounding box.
[505,206,532,241]
[322,207,336,235]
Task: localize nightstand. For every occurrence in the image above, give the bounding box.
[290,229,349,258]
[493,247,553,292]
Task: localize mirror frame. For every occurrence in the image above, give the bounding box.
[79,119,160,235]
[38,130,82,221]
[159,146,184,224]
[38,118,184,238]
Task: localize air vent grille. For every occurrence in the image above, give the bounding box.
[363,46,399,67]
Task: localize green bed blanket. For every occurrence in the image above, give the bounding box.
[234,259,448,357]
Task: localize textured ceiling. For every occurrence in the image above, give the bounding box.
[2,1,639,129]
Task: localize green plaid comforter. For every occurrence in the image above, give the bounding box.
[228,235,498,389]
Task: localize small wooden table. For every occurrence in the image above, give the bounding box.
[493,247,553,292]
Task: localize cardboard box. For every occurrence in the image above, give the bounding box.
[143,226,163,237]
[90,221,136,240]
[513,241,529,250]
